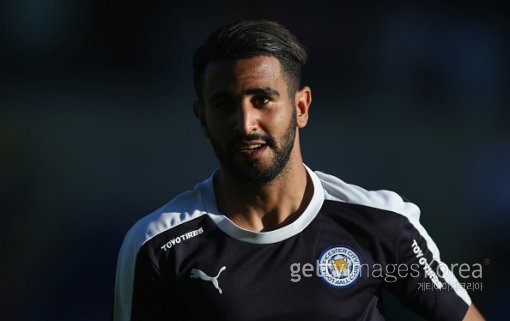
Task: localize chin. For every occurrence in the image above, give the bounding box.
[232,163,284,184]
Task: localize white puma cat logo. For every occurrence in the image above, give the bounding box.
[190,266,227,294]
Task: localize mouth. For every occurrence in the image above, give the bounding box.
[237,142,268,158]
[239,143,264,152]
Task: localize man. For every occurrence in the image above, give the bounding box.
[113,20,485,321]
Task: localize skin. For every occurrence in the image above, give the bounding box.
[193,55,484,320]
[463,305,485,321]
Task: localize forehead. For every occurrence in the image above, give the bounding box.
[202,56,287,99]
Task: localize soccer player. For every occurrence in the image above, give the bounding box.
[113,20,485,321]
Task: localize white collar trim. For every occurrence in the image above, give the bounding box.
[200,165,325,244]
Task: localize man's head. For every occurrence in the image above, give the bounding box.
[193,20,308,101]
[192,21,311,184]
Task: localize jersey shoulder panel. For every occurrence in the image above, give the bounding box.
[124,180,209,251]
[315,170,420,219]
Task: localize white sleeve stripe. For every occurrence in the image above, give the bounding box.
[113,224,139,321]
[404,211,472,305]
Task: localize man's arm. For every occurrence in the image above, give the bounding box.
[462,305,485,321]
[385,209,476,321]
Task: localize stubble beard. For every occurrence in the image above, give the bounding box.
[208,109,297,185]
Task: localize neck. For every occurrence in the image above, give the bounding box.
[214,150,313,232]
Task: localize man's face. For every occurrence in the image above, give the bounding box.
[197,56,298,184]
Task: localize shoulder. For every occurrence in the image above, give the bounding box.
[315,170,438,256]
[315,170,421,220]
[120,178,209,255]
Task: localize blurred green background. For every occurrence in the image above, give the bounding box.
[1,1,508,320]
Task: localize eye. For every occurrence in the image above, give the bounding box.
[251,95,272,107]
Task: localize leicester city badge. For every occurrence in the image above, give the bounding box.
[318,246,362,288]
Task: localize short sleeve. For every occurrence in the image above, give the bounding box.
[385,214,471,321]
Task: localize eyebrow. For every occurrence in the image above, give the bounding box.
[245,87,280,97]
[208,87,280,104]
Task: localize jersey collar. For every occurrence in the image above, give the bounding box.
[199,164,325,244]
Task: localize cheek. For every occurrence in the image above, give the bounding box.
[269,106,295,132]
[204,115,229,140]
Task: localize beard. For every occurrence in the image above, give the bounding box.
[208,108,297,185]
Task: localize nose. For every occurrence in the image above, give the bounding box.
[234,99,259,135]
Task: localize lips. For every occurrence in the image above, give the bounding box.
[237,142,268,158]
[239,143,265,152]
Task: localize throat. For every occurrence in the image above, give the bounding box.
[229,206,302,232]
[213,164,314,232]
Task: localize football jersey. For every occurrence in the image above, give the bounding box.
[113,166,471,321]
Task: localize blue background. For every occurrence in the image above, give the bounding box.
[1,1,508,320]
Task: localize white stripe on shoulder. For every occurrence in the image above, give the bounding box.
[316,170,420,216]
[315,170,471,305]
[130,189,207,249]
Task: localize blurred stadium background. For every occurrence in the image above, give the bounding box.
[1,1,508,320]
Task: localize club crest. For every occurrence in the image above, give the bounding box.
[319,246,361,288]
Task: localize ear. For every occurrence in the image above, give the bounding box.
[295,86,312,128]
[193,101,210,139]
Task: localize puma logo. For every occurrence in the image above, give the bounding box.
[190,266,227,294]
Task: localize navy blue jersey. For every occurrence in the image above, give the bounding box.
[113,166,470,321]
